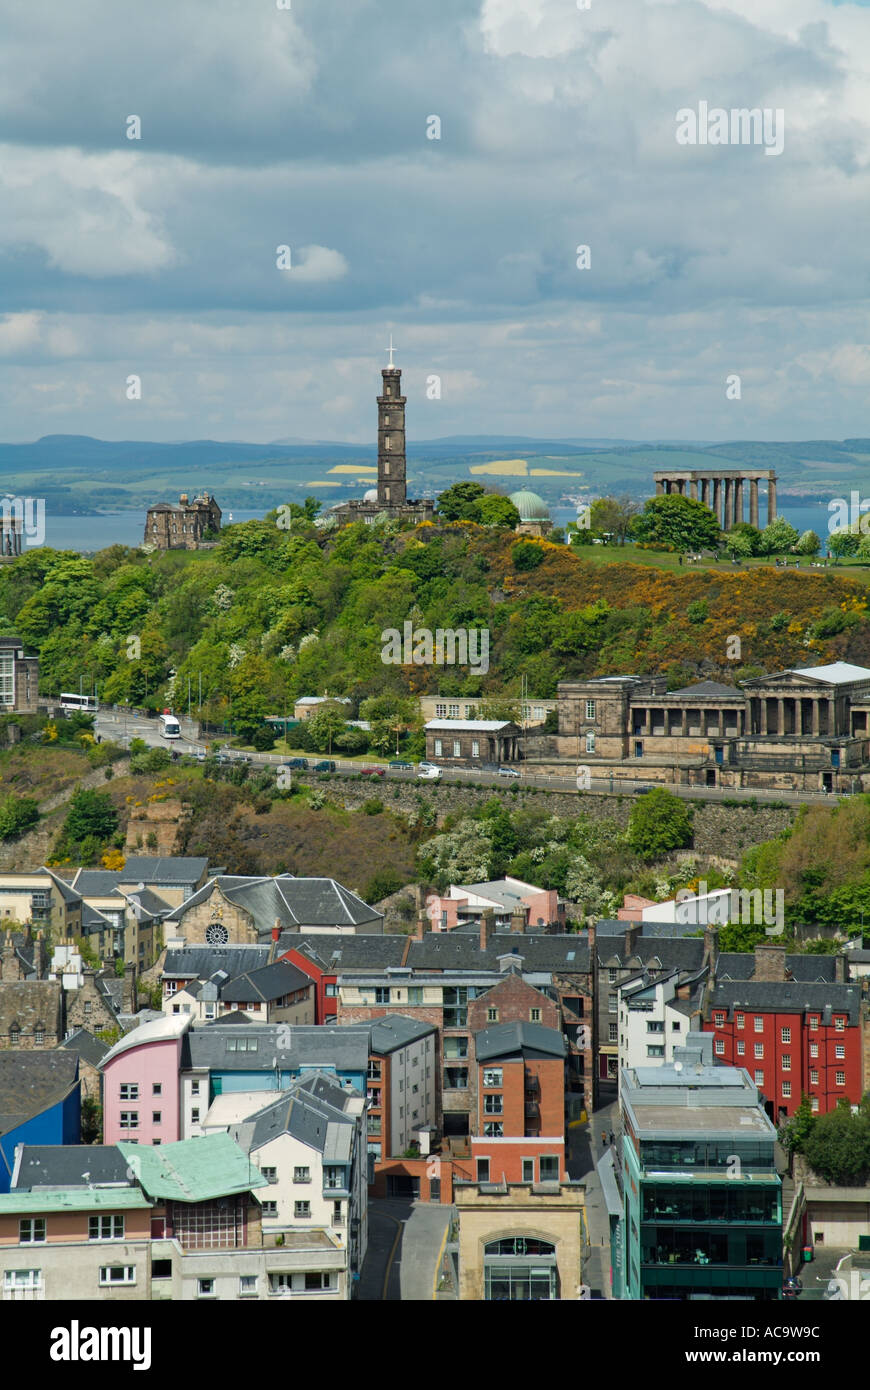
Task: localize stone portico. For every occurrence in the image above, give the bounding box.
[552,662,870,794]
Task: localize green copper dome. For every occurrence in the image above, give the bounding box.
[509,489,550,521]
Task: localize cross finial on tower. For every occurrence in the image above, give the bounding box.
[386,334,397,369]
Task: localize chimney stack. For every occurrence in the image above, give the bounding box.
[122,963,137,1014]
[272,918,281,944]
[753,944,787,983]
[835,952,847,984]
[623,925,640,958]
[510,908,526,935]
[703,924,719,974]
[480,909,496,952]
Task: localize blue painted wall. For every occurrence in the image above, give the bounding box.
[0,1088,81,1194]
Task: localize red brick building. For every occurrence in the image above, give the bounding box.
[281,945,338,1024]
[704,945,863,1121]
[470,1022,566,1186]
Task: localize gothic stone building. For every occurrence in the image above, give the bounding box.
[144,493,221,550]
[330,354,435,527]
[555,661,870,795]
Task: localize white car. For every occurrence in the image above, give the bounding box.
[417,766,442,780]
[497,766,520,778]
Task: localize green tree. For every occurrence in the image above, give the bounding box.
[779,1093,815,1155]
[0,794,39,840]
[62,789,118,845]
[589,495,639,545]
[306,704,348,753]
[626,789,693,862]
[829,530,860,563]
[631,495,721,552]
[511,541,545,571]
[477,495,521,528]
[757,518,800,556]
[803,1098,870,1185]
[795,530,821,557]
[436,482,486,522]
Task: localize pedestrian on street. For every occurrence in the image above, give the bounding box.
[609,1132,615,1147]
[601,1130,607,1146]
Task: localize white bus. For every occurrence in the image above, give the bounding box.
[159,713,181,740]
[59,693,99,714]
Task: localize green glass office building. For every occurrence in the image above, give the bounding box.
[619,1048,782,1300]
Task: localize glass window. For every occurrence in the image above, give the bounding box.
[198,1279,215,1297]
[585,731,595,753]
[754,1017,764,1033]
[484,1122,504,1137]
[119,1083,139,1101]
[19,1219,45,1245]
[586,701,596,720]
[261,1201,277,1217]
[99,1266,135,1286]
[781,1027,791,1043]
[482,1068,502,1087]
[294,1167,310,1183]
[88,1215,124,1241]
[295,1201,311,1218]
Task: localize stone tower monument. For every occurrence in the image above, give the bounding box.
[377,340,407,508]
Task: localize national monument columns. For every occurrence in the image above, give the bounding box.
[653,469,777,530]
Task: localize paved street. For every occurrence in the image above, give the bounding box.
[357,1199,453,1302]
[93,708,845,807]
[567,1097,621,1300]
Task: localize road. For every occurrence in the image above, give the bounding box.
[93,708,845,807]
[357,1199,452,1301]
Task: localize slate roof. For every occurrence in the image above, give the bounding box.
[120,856,209,885]
[82,903,116,930]
[667,680,742,699]
[220,960,311,1004]
[789,662,870,685]
[597,920,702,940]
[42,868,84,905]
[182,1023,371,1074]
[716,953,839,984]
[205,1009,251,1025]
[233,1078,355,1157]
[598,939,706,971]
[121,886,174,920]
[0,979,63,1035]
[425,719,515,731]
[279,934,407,971]
[163,946,271,980]
[710,979,861,1025]
[13,1144,128,1190]
[0,1051,79,1137]
[117,1132,267,1201]
[475,1021,566,1062]
[170,874,382,934]
[368,1014,438,1054]
[59,1028,109,1069]
[408,933,591,974]
[72,870,122,896]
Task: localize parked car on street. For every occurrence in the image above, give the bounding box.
[417,766,442,780]
[417,761,438,773]
[286,757,309,770]
[388,760,412,769]
[497,766,520,778]
[313,759,336,772]
[360,766,385,778]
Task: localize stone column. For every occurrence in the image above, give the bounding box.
[656,480,664,496]
[723,479,733,529]
[689,479,698,500]
[750,479,759,530]
[812,700,820,737]
[768,476,777,524]
[761,698,768,735]
[829,698,836,737]
[777,698,786,737]
[644,708,652,735]
[681,709,688,737]
[677,479,686,495]
[734,479,744,525]
[712,478,722,527]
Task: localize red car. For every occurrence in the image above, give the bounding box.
[359,766,385,778]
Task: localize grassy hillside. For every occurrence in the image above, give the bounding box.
[3,521,870,727]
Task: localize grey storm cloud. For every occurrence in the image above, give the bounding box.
[0,0,869,441]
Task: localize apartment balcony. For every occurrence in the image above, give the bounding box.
[524,1074,540,1094]
[524,1100,540,1119]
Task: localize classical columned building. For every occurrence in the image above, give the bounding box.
[551,662,870,794]
[653,469,776,529]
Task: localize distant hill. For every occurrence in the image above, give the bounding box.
[1,433,867,514]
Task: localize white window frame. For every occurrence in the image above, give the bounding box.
[99,1266,136,1287]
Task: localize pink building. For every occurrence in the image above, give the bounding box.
[428,878,563,934]
[100,1014,191,1147]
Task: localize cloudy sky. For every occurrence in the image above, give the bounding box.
[2,0,870,444]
